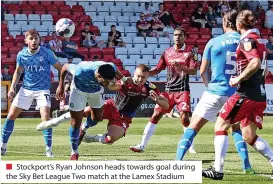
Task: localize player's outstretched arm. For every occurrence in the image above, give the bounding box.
[149,67,163,76]
[200,59,210,87]
[115,68,133,83]
[149,90,169,109]
[230,58,261,87]
[8,65,23,99]
[56,64,70,100]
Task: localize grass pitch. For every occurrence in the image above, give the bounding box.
[1,117,273,184]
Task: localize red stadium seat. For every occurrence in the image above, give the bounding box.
[103,55,115,60]
[196,38,209,45]
[187,27,199,34]
[70,36,81,46]
[89,47,102,55]
[2,31,8,37]
[9,46,22,55]
[60,11,72,16]
[2,58,16,65]
[200,28,211,35]
[1,46,9,54]
[188,4,198,9]
[20,4,33,11]
[176,4,186,9]
[102,48,115,56]
[59,5,70,11]
[121,70,130,77]
[53,1,65,6]
[188,33,199,39]
[10,53,17,60]
[72,5,84,12]
[185,38,196,45]
[41,1,52,6]
[201,34,211,39]
[1,23,8,31]
[15,35,25,43]
[15,42,26,47]
[77,47,89,56]
[164,3,175,9]
[3,42,15,47]
[35,10,46,15]
[112,58,122,66]
[7,4,19,11]
[1,53,8,59]
[80,15,91,22]
[117,65,123,71]
[33,4,46,11]
[28,1,39,5]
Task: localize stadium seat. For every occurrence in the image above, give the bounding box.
[122,37,133,48]
[105,16,118,26]
[2,58,16,65]
[28,14,40,25]
[90,1,102,8]
[123,7,134,17]
[3,41,14,47]
[4,14,14,21]
[141,48,154,60]
[185,38,197,45]
[35,25,48,36]
[15,14,28,25]
[187,27,199,34]
[125,26,137,38]
[8,24,21,34]
[110,6,122,17]
[136,58,149,66]
[92,16,105,27]
[112,58,122,66]
[100,26,111,39]
[196,38,209,46]
[115,1,127,9]
[188,33,199,39]
[66,1,77,8]
[9,46,22,55]
[163,26,174,34]
[78,1,90,7]
[128,48,141,60]
[212,28,223,37]
[200,34,211,39]
[102,47,115,57]
[115,47,128,57]
[22,25,35,34]
[158,37,170,49]
[129,16,138,27]
[102,0,114,8]
[97,6,110,17]
[154,48,165,58]
[133,37,145,49]
[1,46,9,54]
[124,65,136,75]
[127,1,139,9]
[149,59,159,66]
[123,59,136,66]
[146,37,158,49]
[260,29,272,36]
[118,16,130,27]
[134,6,145,17]
[41,14,53,25]
[2,35,15,45]
[1,53,8,59]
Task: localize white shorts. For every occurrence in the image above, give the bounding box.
[12,88,51,110]
[69,86,104,111]
[192,91,229,122]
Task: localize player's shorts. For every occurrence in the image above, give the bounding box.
[219,94,266,129]
[12,87,51,110]
[154,91,191,113]
[69,86,104,111]
[103,99,132,133]
[192,91,229,122]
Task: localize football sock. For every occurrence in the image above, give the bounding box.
[183,126,195,150]
[175,128,196,160]
[251,136,273,168]
[69,126,79,154]
[232,130,251,170]
[140,122,157,147]
[214,132,229,173]
[42,128,53,150]
[82,115,98,132]
[1,118,15,148]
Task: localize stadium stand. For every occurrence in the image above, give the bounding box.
[2,0,273,82]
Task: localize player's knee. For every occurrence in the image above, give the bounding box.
[243,134,257,145]
[180,114,190,127]
[91,114,103,122]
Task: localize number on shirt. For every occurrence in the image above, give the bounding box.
[225,52,237,75]
[44,94,51,102]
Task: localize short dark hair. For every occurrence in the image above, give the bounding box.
[159,3,164,7]
[84,23,90,26]
[136,64,149,72]
[111,25,116,28]
[93,55,99,59]
[174,27,186,36]
[98,64,116,80]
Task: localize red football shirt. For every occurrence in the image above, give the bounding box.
[236,29,267,102]
[156,44,198,92]
[114,81,159,116]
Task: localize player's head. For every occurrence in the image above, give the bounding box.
[133,64,149,86]
[269,35,273,43]
[95,64,116,86]
[51,32,57,39]
[3,64,9,74]
[159,3,164,11]
[223,9,238,32]
[173,27,186,46]
[25,29,40,51]
[111,25,116,32]
[236,10,255,33]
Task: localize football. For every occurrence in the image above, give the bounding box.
[55,18,75,38]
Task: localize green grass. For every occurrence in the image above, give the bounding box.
[1,117,273,184]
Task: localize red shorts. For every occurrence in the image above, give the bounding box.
[219,94,266,129]
[154,91,191,113]
[103,99,132,132]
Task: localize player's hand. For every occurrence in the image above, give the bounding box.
[7,88,15,100]
[56,85,64,101]
[229,76,241,87]
[149,90,159,102]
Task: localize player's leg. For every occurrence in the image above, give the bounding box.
[35,90,54,157]
[230,123,253,173]
[176,91,196,153]
[241,102,273,176]
[1,88,33,155]
[79,92,104,145]
[130,92,173,152]
[68,88,87,160]
[84,124,126,144]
